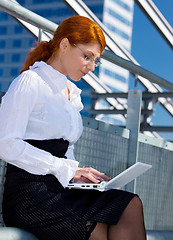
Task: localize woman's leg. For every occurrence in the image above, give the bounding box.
[108,196,146,240]
[89,223,108,240]
[89,196,146,240]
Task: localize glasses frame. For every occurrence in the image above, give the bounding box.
[73,44,102,67]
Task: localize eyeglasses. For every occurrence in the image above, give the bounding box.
[73,44,102,67]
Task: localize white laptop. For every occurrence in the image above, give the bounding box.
[66,162,152,192]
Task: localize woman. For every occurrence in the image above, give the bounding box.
[0,16,146,240]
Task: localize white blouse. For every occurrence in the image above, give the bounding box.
[0,61,84,187]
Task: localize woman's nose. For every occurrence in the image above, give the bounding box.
[87,61,95,71]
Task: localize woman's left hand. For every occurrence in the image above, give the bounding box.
[73,167,111,183]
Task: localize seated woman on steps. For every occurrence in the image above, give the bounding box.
[0,15,146,240]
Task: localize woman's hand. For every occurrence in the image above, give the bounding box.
[73,167,111,183]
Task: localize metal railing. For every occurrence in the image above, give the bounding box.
[0,0,173,139]
[0,2,173,238]
[135,0,173,49]
[63,0,173,118]
[0,0,172,92]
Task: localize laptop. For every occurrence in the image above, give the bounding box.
[66,162,152,192]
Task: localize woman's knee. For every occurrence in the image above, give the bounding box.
[89,222,108,240]
[131,196,144,212]
[122,196,144,220]
[117,196,145,228]
[128,196,145,221]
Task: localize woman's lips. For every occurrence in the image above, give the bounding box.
[81,71,87,76]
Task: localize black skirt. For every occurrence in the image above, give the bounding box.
[2,139,136,240]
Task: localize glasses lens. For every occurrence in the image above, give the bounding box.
[95,59,101,67]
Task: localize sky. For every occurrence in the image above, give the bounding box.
[130,0,173,141]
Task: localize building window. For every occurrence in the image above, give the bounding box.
[0,69,3,77]
[111,0,132,12]
[0,12,8,21]
[35,9,52,18]
[13,39,22,48]
[103,68,127,82]
[33,0,43,2]
[10,68,19,77]
[14,25,23,34]
[11,54,21,62]
[53,7,72,17]
[0,26,7,35]
[105,22,129,40]
[28,38,36,48]
[33,0,61,3]
[89,5,103,15]
[0,54,5,63]
[106,8,131,26]
[18,0,25,4]
[0,40,6,48]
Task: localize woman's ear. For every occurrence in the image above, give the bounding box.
[59,38,70,52]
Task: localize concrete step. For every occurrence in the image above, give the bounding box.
[147,230,173,240]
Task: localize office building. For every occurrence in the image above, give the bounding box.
[0,0,134,124]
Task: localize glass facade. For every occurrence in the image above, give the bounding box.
[0,26,7,35]
[32,0,61,3]
[106,8,131,26]
[0,55,4,63]
[103,68,127,83]
[0,69,3,77]
[13,39,22,48]
[105,22,130,40]
[0,12,8,21]
[11,54,21,62]
[14,25,23,34]
[111,0,132,12]
[35,7,72,20]
[0,40,6,48]
[0,0,134,123]
[10,68,20,77]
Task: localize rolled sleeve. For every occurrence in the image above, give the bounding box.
[52,156,79,187]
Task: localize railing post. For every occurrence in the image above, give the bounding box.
[38,28,43,42]
[125,89,142,192]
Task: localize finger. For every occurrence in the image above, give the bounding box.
[80,176,93,183]
[84,168,111,181]
[99,174,111,181]
[73,168,101,183]
[81,171,101,183]
[78,167,111,183]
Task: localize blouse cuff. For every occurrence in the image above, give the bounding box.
[51,156,79,187]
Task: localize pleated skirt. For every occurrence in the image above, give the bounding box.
[2,139,136,240]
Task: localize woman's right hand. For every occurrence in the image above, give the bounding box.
[73,167,111,183]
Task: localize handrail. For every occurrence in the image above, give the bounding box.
[63,0,173,117]
[0,0,57,34]
[0,0,172,92]
[103,49,173,92]
[135,0,173,49]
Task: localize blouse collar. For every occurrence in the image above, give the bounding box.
[29,61,81,97]
[29,61,83,111]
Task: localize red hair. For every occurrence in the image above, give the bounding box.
[20,16,106,73]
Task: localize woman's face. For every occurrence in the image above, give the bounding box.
[48,38,101,81]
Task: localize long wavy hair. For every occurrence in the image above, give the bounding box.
[20,16,106,74]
